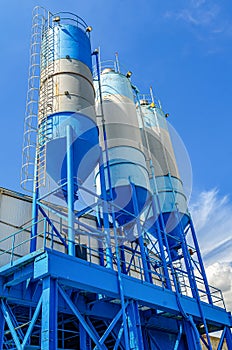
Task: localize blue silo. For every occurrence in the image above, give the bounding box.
[94,67,151,225]
[38,13,100,199]
[137,99,190,257]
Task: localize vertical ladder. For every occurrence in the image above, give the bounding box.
[37,18,56,188]
[21,7,48,191]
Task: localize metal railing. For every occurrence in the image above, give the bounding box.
[0,218,225,308]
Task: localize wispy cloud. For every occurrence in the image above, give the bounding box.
[189,188,232,310]
[164,1,231,40]
[175,5,219,27]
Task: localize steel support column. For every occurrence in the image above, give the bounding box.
[130,181,150,283]
[225,326,232,350]
[80,322,91,350]
[99,150,113,269]
[41,277,58,350]
[66,124,75,256]
[30,151,39,253]
[0,306,5,349]
[183,317,201,350]
[127,300,145,350]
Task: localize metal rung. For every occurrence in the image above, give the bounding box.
[21,6,56,192]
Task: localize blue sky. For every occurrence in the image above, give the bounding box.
[0,0,231,308]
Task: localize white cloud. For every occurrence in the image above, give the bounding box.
[164,2,228,39]
[206,262,232,311]
[191,0,206,8]
[189,188,232,311]
[176,5,219,27]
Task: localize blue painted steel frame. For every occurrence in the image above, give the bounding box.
[14,15,232,348]
[0,248,231,349]
[66,124,75,256]
[42,276,58,349]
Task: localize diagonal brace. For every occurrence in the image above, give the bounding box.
[94,301,128,349]
[1,300,22,350]
[22,294,42,348]
[58,285,107,350]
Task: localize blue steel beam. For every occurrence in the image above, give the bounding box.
[127,300,144,350]
[113,322,124,350]
[41,276,58,350]
[189,217,213,305]
[99,150,113,269]
[216,326,227,350]
[33,250,232,327]
[58,285,107,350]
[21,294,42,348]
[225,326,232,349]
[66,124,75,256]
[38,207,68,249]
[1,300,22,350]
[130,181,150,283]
[30,151,39,253]
[94,301,128,349]
[174,323,183,350]
[0,306,5,349]
[80,322,91,350]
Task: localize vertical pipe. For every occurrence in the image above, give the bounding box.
[96,206,105,267]
[130,181,150,283]
[94,51,113,194]
[94,51,130,349]
[135,91,172,289]
[66,125,75,256]
[119,244,127,274]
[189,217,213,305]
[225,327,232,350]
[115,52,120,73]
[31,150,39,253]
[99,151,113,269]
[149,86,155,104]
[79,323,88,350]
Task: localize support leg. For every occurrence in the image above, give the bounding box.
[99,150,113,269]
[80,322,91,350]
[41,277,58,350]
[0,307,5,349]
[183,318,201,350]
[66,125,75,256]
[31,151,39,252]
[225,327,232,350]
[127,300,145,350]
[130,182,150,283]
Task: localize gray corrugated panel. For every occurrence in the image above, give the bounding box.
[0,187,98,266]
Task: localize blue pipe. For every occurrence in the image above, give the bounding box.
[96,206,105,267]
[31,151,39,253]
[93,51,130,350]
[0,306,4,349]
[66,125,75,256]
[99,151,113,269]
[189,217,213,305]
[130,181,150,283]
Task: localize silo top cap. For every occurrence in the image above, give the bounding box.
[102,68,115,74]
[140,99,149,106]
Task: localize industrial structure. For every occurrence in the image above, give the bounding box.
[0,6,231,349]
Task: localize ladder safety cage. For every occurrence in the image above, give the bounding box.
[21,6,53,192]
